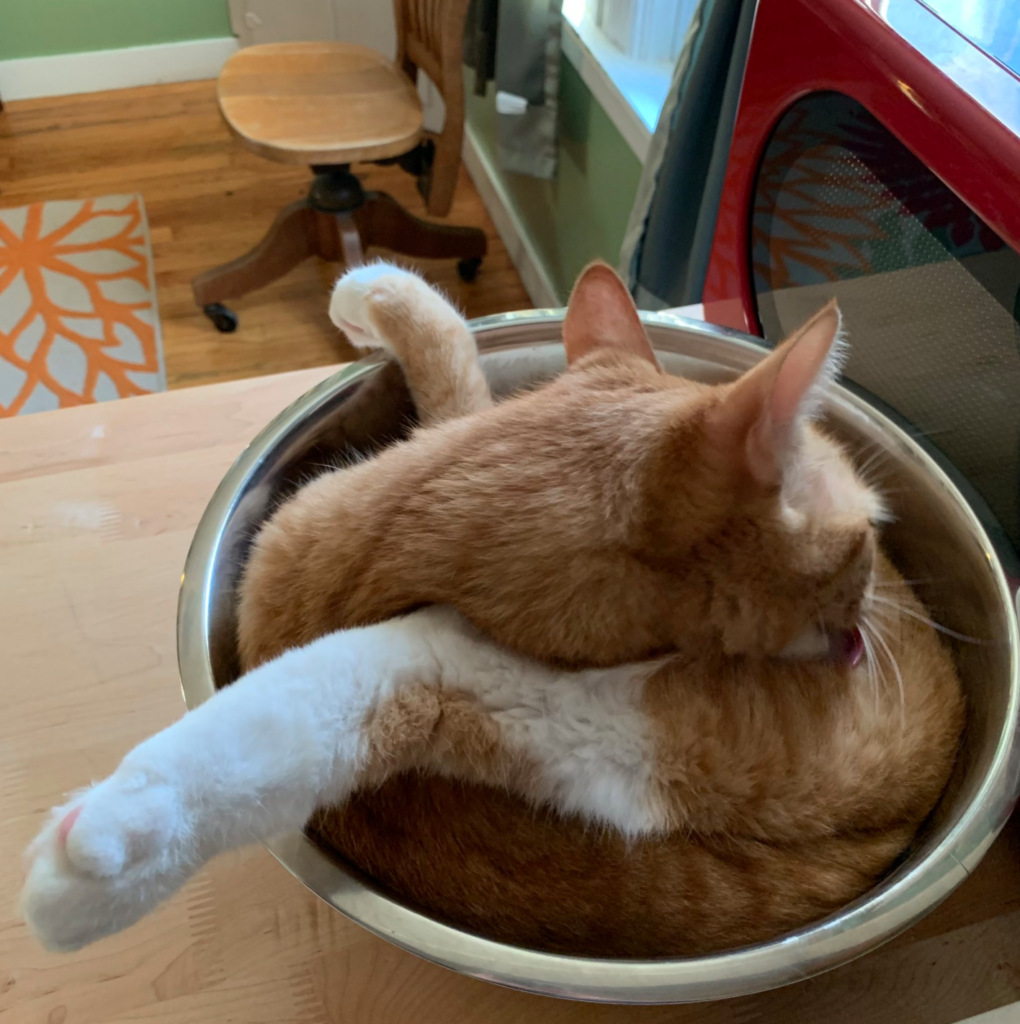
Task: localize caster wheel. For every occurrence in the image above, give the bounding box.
[457,257,482,283]
[203,303,238,333]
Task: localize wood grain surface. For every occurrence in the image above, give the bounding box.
[2,370,1020,1023]
[218,43,424,165]
[0,80,532,391]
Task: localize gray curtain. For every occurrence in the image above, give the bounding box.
[465,0,562,179]
[620,0,756,308]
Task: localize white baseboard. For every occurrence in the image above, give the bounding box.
[462,124,563,309]
[0,37,239,101]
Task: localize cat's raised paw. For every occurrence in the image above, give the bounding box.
[21,769,193,952]
[329,262,420,351]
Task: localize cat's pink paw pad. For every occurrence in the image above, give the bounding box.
[20,771,188,952]
[56,805,82,847]
[21,797,85,874]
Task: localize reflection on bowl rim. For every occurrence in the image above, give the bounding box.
[178,310,1020,1004]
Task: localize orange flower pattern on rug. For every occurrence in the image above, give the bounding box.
[0,195,165,416]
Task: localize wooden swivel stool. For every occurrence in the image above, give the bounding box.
[193,38,486,333]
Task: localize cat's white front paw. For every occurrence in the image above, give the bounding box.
[329,261,418,350]
[21,767,194,952]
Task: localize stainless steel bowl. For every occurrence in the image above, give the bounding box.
[178,311,1020,1003]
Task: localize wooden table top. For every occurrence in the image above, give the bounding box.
[2,369,1020,1024]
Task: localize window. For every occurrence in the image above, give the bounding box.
[561,0,694,160]
[590,0,698,64]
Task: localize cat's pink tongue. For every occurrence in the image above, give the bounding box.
[828,627,865,668]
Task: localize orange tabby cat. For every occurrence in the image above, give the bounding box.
[21,262,963,957]
[240,261,963,955]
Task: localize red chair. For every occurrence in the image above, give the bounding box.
[701,0,1020,573]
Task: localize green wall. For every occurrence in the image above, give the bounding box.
[466,58,643,302]
[1,0,232,60]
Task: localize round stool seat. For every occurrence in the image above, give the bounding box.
[218,42,424,165]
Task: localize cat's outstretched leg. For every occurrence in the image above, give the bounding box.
[329,262,492,424]
[20,608,474,952]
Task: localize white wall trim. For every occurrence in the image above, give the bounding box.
[0,37,239,102]
[560,10,671,165]
[462,124,563,309]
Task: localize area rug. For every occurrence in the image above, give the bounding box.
[0,194,165,417]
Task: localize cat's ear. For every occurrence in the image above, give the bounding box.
[711,301,845,486]
[563,262,660,368]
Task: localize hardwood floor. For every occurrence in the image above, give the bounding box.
[0,80,532,389]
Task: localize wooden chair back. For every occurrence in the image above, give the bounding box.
[394,0,474,217]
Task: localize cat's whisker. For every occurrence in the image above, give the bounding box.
[853,438,884,459]
[869,594,986,644]
[857,464,889,491]
[856,445,891,482]
[853,438,884,466]
[868,626,891,711]
[866,618,906,730]
[907,425,955,441]
[858,625,881,714]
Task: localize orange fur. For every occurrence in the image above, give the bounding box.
[237,262,963,956]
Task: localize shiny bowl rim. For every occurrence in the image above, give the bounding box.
[178,309,1020,1004]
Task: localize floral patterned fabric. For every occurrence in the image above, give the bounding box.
[0,195,164,417]
[752,91,1020,563]
[753,92,1007,296]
